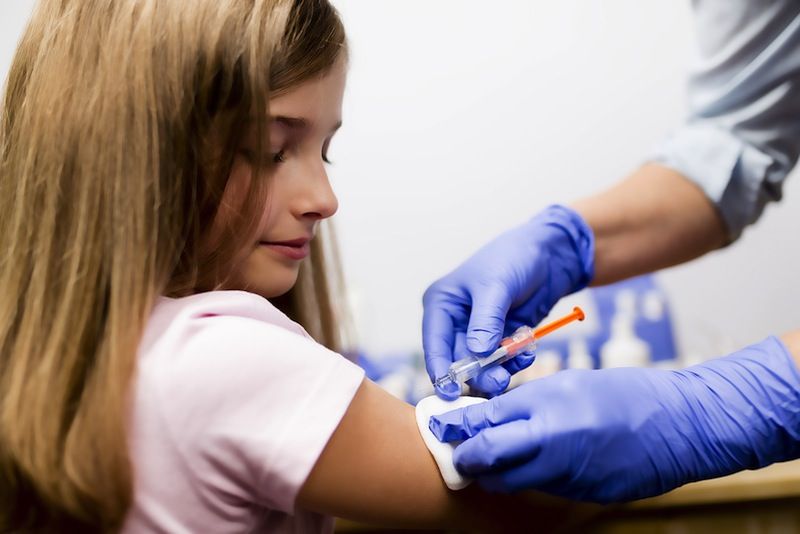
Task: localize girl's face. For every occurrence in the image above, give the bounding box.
[219,57,346,298]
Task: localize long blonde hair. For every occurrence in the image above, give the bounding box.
[0,0,346,530]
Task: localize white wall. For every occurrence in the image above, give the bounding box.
[3,1,798,358]
[329,0,800,357]
[0,1,36,78]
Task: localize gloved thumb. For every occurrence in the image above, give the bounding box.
[466,283,513,355]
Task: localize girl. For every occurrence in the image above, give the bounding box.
[0,1,591,532]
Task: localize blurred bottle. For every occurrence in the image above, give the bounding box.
[600,290,651,368]
[567,337,594,369]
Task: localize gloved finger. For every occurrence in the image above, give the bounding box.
[478,452,567,494]
[502,318,528,336]
[477,459,569,496]
[428,388,529,442]
[452,419,542,477]
[503,350,535,375]
[510,296,553,329]
[465,282,513,356]
[455,331,511,398]
[452,330,469,361]
[472,418,569,493]
[431,331,470,399]
[470,325,534,393]
[492,316,537,375]
[435,376,461,400]
[421,302,459,392]
[469,366,511,397]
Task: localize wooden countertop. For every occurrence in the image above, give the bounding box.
[337,461,800,532]
[628,459,800,509]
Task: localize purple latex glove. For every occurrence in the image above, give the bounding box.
[429,337,800,503]
[422,205,594,399]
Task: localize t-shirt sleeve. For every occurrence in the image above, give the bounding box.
[152,314,365,513]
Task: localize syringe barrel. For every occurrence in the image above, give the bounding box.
[448,356,483,384]
[499,325,536,357]
[479,345,512,369]
[448,326,537,384]
[438,308,583,395]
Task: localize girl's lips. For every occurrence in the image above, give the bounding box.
[260,240,310,260]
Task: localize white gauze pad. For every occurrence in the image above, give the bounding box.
[415,395,487,490]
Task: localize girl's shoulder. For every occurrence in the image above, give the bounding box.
[134,288,355,396]
[136,289,359,394]
[139,290,309,356]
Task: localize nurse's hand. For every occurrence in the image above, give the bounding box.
[429,337,800,503]
[422,205,594,399]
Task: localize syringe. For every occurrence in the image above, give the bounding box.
[434,307,586,393]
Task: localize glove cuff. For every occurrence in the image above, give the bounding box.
[529,204,595,292]
[682,336,800,475]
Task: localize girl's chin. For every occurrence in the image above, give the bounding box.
[241,277,297,299]
[235,255,301,298]
[244,273,300,299]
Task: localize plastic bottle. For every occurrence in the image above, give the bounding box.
[600,291,650,368]
[567,338,594,369]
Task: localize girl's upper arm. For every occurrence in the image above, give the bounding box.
[297,379,597,531]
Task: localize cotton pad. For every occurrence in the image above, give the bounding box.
[415,395,487,490]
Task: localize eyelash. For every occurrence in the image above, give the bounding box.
[322,139,333,164]
[272,150,331,164]
[241,148,331,165]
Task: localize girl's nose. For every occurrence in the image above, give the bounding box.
[297,166,338,221]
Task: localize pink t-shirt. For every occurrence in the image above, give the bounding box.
[122,290,364,533]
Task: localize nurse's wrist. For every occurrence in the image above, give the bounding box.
[780,329,800,371]
[570,164,728,286]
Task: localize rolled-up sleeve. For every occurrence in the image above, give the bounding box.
[651,0,800,240]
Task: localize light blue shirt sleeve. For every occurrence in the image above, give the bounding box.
[651,0,800,240]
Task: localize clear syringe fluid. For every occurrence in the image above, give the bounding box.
[435,306,585,393]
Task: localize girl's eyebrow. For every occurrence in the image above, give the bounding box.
[271,115,343,134]
[272,115,308,130]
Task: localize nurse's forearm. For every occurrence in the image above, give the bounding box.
[571,163,728,286]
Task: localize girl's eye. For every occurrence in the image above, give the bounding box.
[322,151,332,165]
[239,149,284,165]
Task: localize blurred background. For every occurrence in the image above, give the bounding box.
[3,1,799,369]
[329,0,800,365]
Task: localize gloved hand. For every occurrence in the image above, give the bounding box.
[422,205,594,399]
[429,336,800,503]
